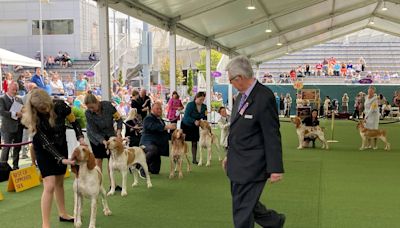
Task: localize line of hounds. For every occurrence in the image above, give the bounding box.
[70,120,223,227]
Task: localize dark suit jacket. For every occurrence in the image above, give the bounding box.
[227,81,284,184]
[0,95,23,134]
[140,113,170,156]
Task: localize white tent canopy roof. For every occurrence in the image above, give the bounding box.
[0,48,41,67]
[103,0,400,63]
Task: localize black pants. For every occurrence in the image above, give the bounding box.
[230,181,282,228]
[144,144,161,174]
[0,130,23,169]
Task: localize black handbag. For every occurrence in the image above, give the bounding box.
[0,161,12,182]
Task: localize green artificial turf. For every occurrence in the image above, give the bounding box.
[0,120,399,228]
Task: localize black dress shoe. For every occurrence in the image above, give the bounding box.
[59,217,74,223]
[278,214,286,228]
[192,160,198,165]
[115,185,123,191]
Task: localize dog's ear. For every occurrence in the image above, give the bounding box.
[116,140,125,154]
[86,150,96,170]
[71,147,80,161]
[71,165,79,177]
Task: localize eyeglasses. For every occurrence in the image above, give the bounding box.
[229,75,240,83]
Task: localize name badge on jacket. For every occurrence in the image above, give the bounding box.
[244,114,253,119]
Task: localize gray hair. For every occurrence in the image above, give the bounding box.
[225,56,254,79]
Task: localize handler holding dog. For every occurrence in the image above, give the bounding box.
[222,56,285,228]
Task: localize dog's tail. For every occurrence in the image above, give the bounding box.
[139,145,146,150]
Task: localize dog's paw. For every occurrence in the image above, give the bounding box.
[178,173,183,179]
[121,191,128,197]
[198,162,203,166]
[206,162,211,167]
[359,147,365,150]
[89,224,96,228]
[107,191,115,196]
[132,182,138,187]
[169,173,174,179]
[103,208,112,216]
[74,221,82,228]
[297,146,303,149]
[187,167,191,172]
[373,147,378,150]
[147,182,152,188]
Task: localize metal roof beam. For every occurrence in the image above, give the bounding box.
[233,0,377,50]
[173,0,238,22]
[108,0,239,57]
[374,13,400,24]
[255,27,365,62]
[249,15,370,57]
[213,0,328,39]
[366,26,400,37]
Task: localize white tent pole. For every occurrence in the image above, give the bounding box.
[98,0,111,100]
[39,0,44,75]
[206,46,211,120]
[169,26,176,93]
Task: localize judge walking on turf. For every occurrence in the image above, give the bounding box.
[222,56,285,228]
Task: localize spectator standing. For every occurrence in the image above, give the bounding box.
[0,82,24,170]
[279,94,285,116]
[74,73,88,96]
[138,89,151,120]
[181,92,207,164]
[323,96,331,117]
[217,107,230,152]
[2,72,13,93]
[63,75,75,96]
[17,73,27,96]
[342,93,349,113]
[166,91,184,123]
[31,67,46,89]
[284,93,292,117]
[49,74,64,96]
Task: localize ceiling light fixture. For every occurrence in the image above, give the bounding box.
[265,21,272,33]
[285,45,290,55]
[247,0,256,10]
[381,0,388,11]
[369,18,375,25]
[276,36,283,46]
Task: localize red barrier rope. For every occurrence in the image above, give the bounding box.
[0,141,32,147]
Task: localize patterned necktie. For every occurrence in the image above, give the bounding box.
[238,94,247,112]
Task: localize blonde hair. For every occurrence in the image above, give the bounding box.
[84,93,98,105]
[126,108,138,121]
[21,89,56,134]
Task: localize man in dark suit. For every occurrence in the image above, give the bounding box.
[0,82,24,170]
[223,56,285,228]
[140,102,176,174]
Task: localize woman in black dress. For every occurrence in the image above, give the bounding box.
[22,89,85,227]
[181,92,207,164]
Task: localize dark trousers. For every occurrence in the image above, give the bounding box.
[0,130,23,169]
[144,144,161,174]
[231,181,282,228]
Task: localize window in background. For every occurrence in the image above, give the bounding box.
[32,19,74,35]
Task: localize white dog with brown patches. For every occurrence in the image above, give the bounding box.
[198,120,222,166]
[356,120,390,150]
[170,129,191,179]
[291,116,329,149]
[106,136,152,197]
[71,145,112,228]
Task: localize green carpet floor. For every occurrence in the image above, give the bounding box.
[0,120,399,228]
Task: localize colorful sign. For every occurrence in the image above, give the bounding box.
[7,166,40,192]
